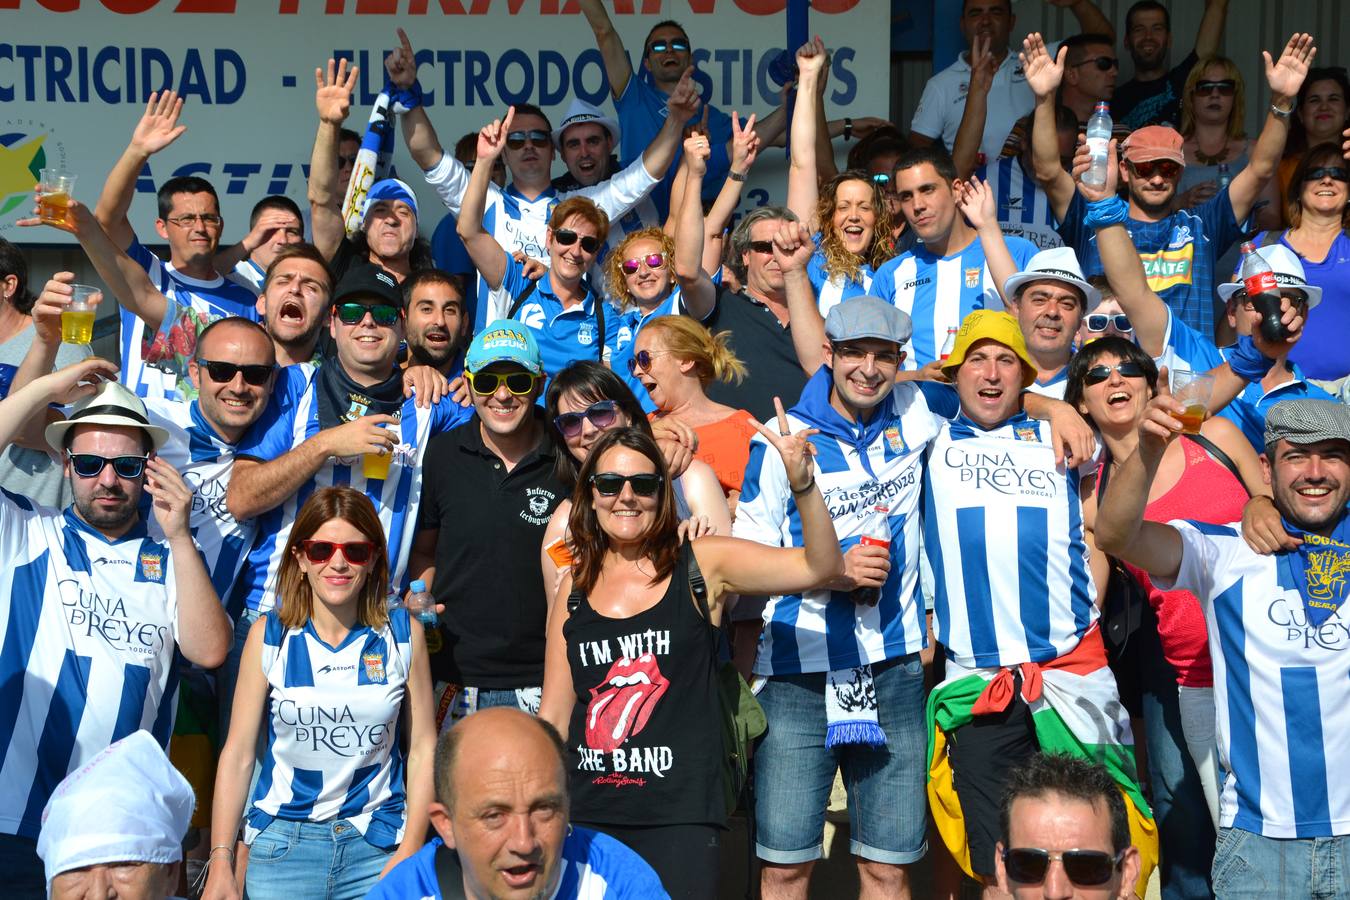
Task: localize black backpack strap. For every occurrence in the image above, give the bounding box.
[506,278,539,320]
[433,843,468,899]
[1185,432,1249,496]
[688,544,710,621]
[567,587,584,614]
[593,286,606,363]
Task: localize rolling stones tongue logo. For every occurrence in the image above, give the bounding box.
[584,654,669,753]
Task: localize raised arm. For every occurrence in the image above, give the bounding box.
[672,134,718,318]
[309,58,359,261]
[773,221,829,375]
[455,110,514,291]
[1194,0,1231,61]
[951,35,997,180]
[578,0,634,100]
[94,91,187,250]
[1228,33,1314,223]
[785,37,829,227]
[0,357,117,454]
[700,112,760,271]
[1022,34,1075,221]
[387,30,448,172]
[634,67,703,180]
[214,210,305,277]
[956,176,1017,306]
[1061,0,1116,43]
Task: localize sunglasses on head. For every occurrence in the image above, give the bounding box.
[300,539,375,566]
[1083,360,1148,385]
[748,240,775,255]
[1304,166,1349,183]
[1002,847,1124,887]
[1196,79,1236,96]
[553,228,600,254]
[648,39,689,54]
[197,359,275,386]
[67,452,148,480]
[506,129,551,150]
[621,253,667,275]
[1075,56,1118,71]
[467,370,538,396]
[627,348,673,375]
[554,400,620,437]
[1128,159,1183,180]
[1084,313,1132,334]
[590,472,663,497]
[335,302,400,326]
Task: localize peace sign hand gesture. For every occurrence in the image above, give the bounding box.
[752,397,819,493]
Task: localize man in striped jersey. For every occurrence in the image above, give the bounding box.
[0,367,231,898]
[1096,399,1350,897]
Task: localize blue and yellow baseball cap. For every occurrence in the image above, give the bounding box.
[465,319,542,375]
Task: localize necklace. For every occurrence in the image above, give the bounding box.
[1193,142,1229,166]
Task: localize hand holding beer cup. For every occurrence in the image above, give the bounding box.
[35,169,77,228]
[1168,369,1215,435]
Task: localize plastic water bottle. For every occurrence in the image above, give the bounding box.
[405,579,438,627]
[851,505,891,607]
[939,327,958,362]
[1083,102,1112,187]
[1238,242,1286,342]
[1216,162,1231,189]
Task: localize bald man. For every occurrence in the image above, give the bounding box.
[370,707,667,899]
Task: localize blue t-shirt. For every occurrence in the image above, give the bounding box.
[500,254,620,389]
[1251,230,1350,382]
[367,831,670,900]
[1059,188,1244,341]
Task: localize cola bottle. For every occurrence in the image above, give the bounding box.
[1239,242,1287,342]
[851,504,891,607]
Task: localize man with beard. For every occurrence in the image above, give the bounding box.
[402,270,469,377]
[212,195,307,293]
[869,147,1037,374]
[1096,398,1350,897]
[92,91,258,402]
[1026,31,1315,339]
[0,365,231,898]
[1114,0,1231,131]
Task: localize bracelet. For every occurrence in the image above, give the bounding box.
[1270,102,1294,120]
[790,476,816,495]
[1083,195,1129,229]
[1226,334,1277,381]
[209,845,234,861]
[843,117,853,141]
[385,78,424,113]
[727,171,746,182]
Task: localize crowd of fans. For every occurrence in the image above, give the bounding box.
[3,1,1350,898]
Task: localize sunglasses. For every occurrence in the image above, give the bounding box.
[1195,79,1236,96]
[621,253,667,275]
[553,228,600,254]
[1235,290,1308,310]
[1074,56,1118,71]
[506,129,551,150]
[590,472,663,497]
[1127,159,1183,180]
[467,370,538,396]
[1084,314,1133,333]
[553,400,620,437]
[748,240,775,255]
[1304,166,1349,183]
[197,359,275,386]
[1002,848,1124,887]
[338,154,359,167]
[335,302,400,326]
[871,172,892,185]
[648,40,689,54]
[834,344,902,367]
[627,348,673,375]
[1083,360,1148,385]
[300,539,375,566]
[68,452,148,480]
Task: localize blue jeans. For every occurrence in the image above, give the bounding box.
[754,653,928,865]
[1212,828,1350,898]
[244,818,389,900]
[0,834,44,900]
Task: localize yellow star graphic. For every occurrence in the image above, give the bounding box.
[0,134,47,200]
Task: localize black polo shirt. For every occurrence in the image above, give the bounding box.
[703,284,809,421]
[418,411,566,689]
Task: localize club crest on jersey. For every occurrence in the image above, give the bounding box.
[965,267,980,288]
[139,551,164,583]
[363,651,386,683]
[577,321,596,346]
[884,426,905,454]
[1015,426,1039,442]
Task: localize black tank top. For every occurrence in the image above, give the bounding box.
[563,544,725,827]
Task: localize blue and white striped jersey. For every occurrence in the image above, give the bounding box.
[226,366,471,616]
[977,157,1064,252]
[123,239,259,402]
[1162,520,1350,838]
[246,608,413,848]
[923,413,1098,669]
[144,398,253,601]
[733,368,940,675]
[871,235,1036,369]
[0,494,181,839]
[232,258,266,294]
[808,239,873,320]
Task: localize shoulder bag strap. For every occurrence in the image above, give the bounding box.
[506,278,538,320]
[1184,432,1249,497]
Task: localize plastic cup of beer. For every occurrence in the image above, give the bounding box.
[362,426,393,481]
[1170,369,1214,435]
[62,285,100,345]
[37,169,76,227]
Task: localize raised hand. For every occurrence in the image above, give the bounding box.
[37,357,118,407]
[729,110,760,174]
[145,457,196,541]
[130,91,187,156]
[752,397,819,492]
[968,34,996,97]
[683,132,711,177]
[955,175,996,231]
[666,67,702,123]
[477,107,515,161]
[29,273,88,346]
[1071,136,1119,201]
[17,195,96,236]
[315,58,358,125]
[795,35,828,77]
[242,210,303,254]
[1139,367,1185,454]
[1264,32,1316,101]
[385,27,418,89]
[1020,33,1065,100]
[771,220,815,274]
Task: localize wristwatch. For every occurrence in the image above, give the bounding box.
[1270,100,1295,119]
[843,117,853,141]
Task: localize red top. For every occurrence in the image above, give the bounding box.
[680,409,759,496]
[1125,436,1249,688]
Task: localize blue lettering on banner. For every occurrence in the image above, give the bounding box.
[0,44,245,104]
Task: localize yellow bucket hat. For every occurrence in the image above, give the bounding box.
[940,310,1037,389]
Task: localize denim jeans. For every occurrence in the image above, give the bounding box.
[0,834,45,900]
[1212,827,1350,898]
[754,653,928,865]
[244,817,390,900]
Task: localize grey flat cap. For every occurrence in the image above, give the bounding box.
[825,296,913,346]
[1264,399,1350,449]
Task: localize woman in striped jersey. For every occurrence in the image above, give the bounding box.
[205,487,436,900]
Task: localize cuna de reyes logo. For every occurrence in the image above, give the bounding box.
[0,121,65,229]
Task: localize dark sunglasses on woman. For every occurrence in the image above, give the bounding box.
[467,370,538,396]
[300,540,376,566]
[553,228,600,254]
[1001,848,1124,887]
[1303,166,1349,183]
[67,453,148,480]
[1195,79,1236,96]
[626,349,673,375]
[553,400,620,438]
[1083,361,1148,385]
[197,359,276,385]
[620,253,667,275]
[590,472,663,497]
[1083,314,1132,334]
